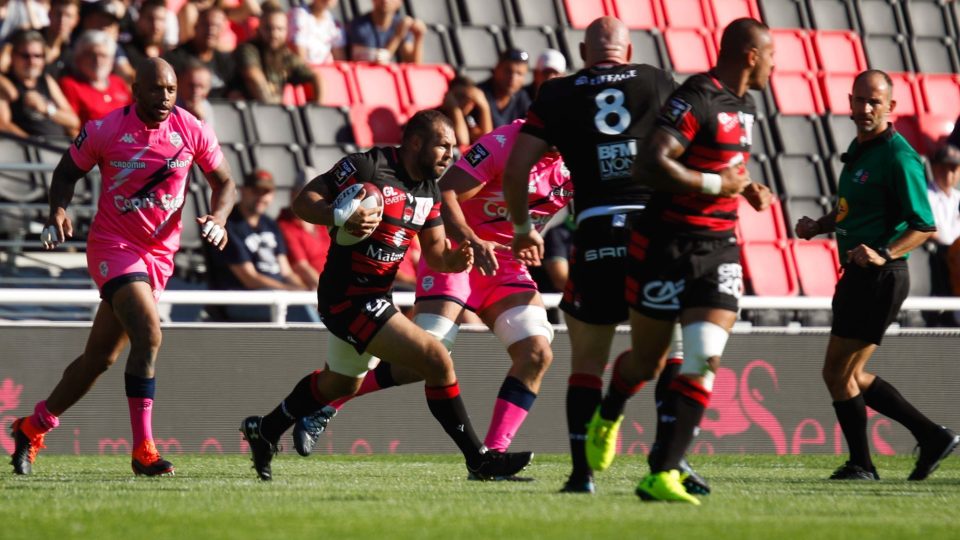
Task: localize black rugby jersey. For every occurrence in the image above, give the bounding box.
[647,72,757,237]
[318,147,442,298]
[521,63,676,218]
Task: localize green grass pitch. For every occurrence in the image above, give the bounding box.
[1,454,958,539]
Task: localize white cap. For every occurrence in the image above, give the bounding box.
[535,49,567,74]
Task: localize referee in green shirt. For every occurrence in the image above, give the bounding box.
[795,70,959,481]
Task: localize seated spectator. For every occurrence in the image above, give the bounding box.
[175,60,213,128]
[118,0,179,51]
[58,29,132,124]
[289,0,346,65]
[119,0,169,75]
[524,48,566,101]
[478,48,531,128]
[439,75,492,147]
[164,7,237,99]
[42,0,81,79]
[206,169,310,322]
[234,3,322,104]
[348,0,424,64]
[926,145,960,326]
[0,29,79,139]
[74,0,132,81]
[0,0,48,42]
[277,166,331,290]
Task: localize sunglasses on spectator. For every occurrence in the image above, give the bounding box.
[16,52,44,60]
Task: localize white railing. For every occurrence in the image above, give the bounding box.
[2,288,960,324]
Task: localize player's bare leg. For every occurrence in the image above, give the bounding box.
[560,313,616,493]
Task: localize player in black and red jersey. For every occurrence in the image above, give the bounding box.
[589,18,775,504]
[503,17,701,495]
[239,110,532,481]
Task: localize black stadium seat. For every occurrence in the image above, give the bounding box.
[454,25,504,69]
[772,114,829,156]
[808,0,859,31]
[863,33,914,72]
[630,30,670,70]
[300,105,354,146]
[507,27,556,60]
[459,0,514,27]
[0,139,44,203]
[911,36,959,74]
[759,0,810,28]
[511,0,565,27]
[406,0,459,25]
[249,103,307,146]
[209,100,253,145]
[559,28,586,71]
[775,154,831,198]
[856,0,905,35]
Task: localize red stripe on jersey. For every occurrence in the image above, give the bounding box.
[677,108,701,143]
[346,284,388,296]
[662,209,736,231]
[628,231,649,261]
[625,276,639,305]
[425,382,461,400]
[526,109,545,129]
[330,300,352,314]
[669,375,712,407]
[685,153,740,172]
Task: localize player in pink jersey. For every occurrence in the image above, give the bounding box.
[293,121,573,477]
[9,59,237,477]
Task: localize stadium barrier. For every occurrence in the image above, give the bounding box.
[2,322,959,458]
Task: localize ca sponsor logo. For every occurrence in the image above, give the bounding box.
[717,263,743,299]
[641,279,685,311]
[596,140,637,181]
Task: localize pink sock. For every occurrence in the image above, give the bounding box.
[28,400,60,434]
[483,398,531,452]
[127,397,154,447]
[329,370,382,410]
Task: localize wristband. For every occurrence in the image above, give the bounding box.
[701,173,722,195]
[513,219,532,235]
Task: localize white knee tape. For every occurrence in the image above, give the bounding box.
[493,305,555,348]
[667,322,683,359]
[413,313,459,352]
[680,322,729,391]
[327,334,380,377]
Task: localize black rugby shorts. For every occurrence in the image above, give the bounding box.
[831,260,909,345]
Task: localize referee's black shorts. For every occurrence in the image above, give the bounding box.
[831,259,909,345]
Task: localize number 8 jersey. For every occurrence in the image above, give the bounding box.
[521,63,676,221]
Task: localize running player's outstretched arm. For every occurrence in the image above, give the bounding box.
[419,224,473,274]
[199,161,237,250]
[43,152,89,248]
[439,162,499,276]
[503,133,550,266]
[645,129,750,197]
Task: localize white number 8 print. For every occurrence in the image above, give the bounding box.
[594,88,631,135]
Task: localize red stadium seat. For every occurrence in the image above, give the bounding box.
[659,0,711,29]
[770,29,816,72]
[919,74,960,118]
[770,72,824,115]
[741,242,799,296]
[564,0,608,29]
[888,72,921,118]
[811,31,867,74]
[818,72,854,115]
[348,105,405,148]
[609,0,662,29]
[353,63,408,114]
[708,0,761,30]
[791,239,840,297]
[312,62,356,108]
[895,115,957,156]
[404,64,455,110]
[737,197,786,244]
[664,28,716,74]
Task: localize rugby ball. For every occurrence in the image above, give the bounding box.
[333,182,384,246]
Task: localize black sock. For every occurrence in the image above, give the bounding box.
[863,377,939,441]
[598,351,646,420]
[833,394,873,469]
[374,361,399,389]
[261,372,323,443]
[652,376,710,472]
[655,359,682,409]
[424,382,483,464]
[567,374,602,479]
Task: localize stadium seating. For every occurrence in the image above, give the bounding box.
[403,64,455,110]
[352,63,409,115]
[460,0,513,27]
[513,0,565,27]
[811,30,867,73]
[301,105,355,146]
[741,241,800,296]
[659,0,711,29]
[710,0,762,30]
[770,72,824,115]
[454,26,504,69]
[663,28,716,73]
[312,63,357,108]
[808,0,858,30]
[249,103,307,145]
[610,0,662,29]
[406,0,459,25]
[736,196,787,243]
[771,29,816,72]
[790,239,840,296]
[563,0,606,29]
[757,0,809,28]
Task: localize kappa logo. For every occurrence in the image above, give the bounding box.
[169,132,183,148]
[641,279,685,311]
[120,133,135,144]
[494,134,507,148]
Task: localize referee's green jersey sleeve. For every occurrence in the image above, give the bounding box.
[891,138,937,232]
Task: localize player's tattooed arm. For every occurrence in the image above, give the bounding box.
[644,129,750,197]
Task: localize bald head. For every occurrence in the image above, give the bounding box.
[716,18,774,92]
[850,69,895,139]
[134,58,177,126]
[718,18,770,61]
[581,16,631,67]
